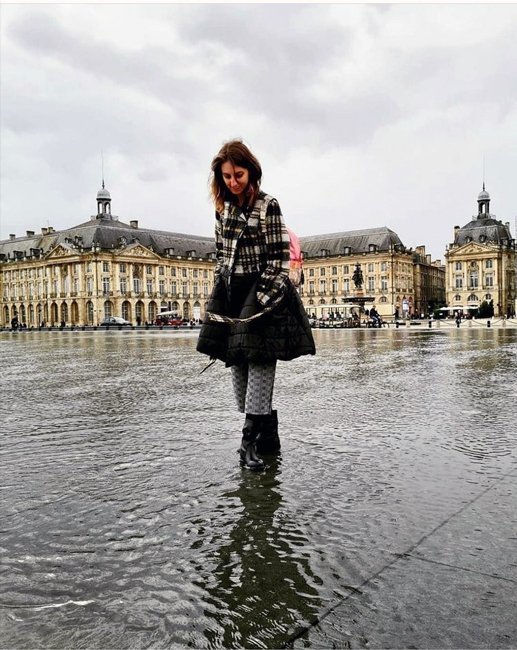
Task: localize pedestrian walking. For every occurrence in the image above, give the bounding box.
[197,139,315,470]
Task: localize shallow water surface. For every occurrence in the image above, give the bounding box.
[0,328,516,648]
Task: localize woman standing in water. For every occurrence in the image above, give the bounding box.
[197,139,315,470]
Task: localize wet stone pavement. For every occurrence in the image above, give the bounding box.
[0,328,516,649]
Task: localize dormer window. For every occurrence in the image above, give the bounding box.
[343,246,351,255]
[321,248,330,257]
[369,244,377,253]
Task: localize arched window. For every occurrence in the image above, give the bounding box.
[468,294,479,302]
[148,302,157,321]
[122,301,132,321]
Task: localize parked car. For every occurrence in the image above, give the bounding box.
[155,314,184,327]
[100,316,131,326]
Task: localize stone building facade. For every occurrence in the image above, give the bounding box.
[1,184,447,327]
[298,230,444,319]
[0,186,216,327]
[444,187,516,317]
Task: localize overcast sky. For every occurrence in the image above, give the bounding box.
[1,2,516,261]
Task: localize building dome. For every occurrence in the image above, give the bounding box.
[478,188,490,201]
[97,187,111,200]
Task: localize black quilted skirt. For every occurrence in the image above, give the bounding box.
[196,273,316,367]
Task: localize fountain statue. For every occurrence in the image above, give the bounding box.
[352,263,363,290]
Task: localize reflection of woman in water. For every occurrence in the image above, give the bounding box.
[201,460,321,648]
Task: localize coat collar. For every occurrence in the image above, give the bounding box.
[223,191,267,225]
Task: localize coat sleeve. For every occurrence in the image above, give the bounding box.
[214,211,224,277]
[256,199,290,307]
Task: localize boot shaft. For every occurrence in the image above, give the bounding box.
[255,410,280,454]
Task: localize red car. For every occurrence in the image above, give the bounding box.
[155,314,183,327]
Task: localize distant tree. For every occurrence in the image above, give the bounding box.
[478,300,494,318]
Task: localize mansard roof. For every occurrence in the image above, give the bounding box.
[0,215,215,260]
[454,215,513,248]
[300,227,405,257]
[0,217,407,263]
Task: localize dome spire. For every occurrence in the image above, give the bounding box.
[96,151,112,218]
[477,183,490,218]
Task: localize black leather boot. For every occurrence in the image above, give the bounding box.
[255,410,281,454]
[239,415,265,471]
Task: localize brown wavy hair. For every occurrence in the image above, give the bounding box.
[210,139,262,214]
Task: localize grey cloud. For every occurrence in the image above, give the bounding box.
[366,8,517,119]
[180,3,350,68]
[8,6,405,150]
[8,11,211,122]
[176,5,409,147]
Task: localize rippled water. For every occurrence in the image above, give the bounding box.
[0,328,516,648]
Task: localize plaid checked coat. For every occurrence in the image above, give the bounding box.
[197,191,316,366]
[214,191,290,307]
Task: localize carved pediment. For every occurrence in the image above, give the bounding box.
[44,244,75,259]
[123,243,161,260]
[456,242,486,256]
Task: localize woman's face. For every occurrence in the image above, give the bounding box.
[221,161,249,202]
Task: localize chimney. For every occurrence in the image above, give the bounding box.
[9,234,16,240]
[426,254,431,264]
[41,227,48,235]
[130,220,138,229]
[26,230,35,237]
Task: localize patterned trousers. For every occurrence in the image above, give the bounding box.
[230,361,277,415]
